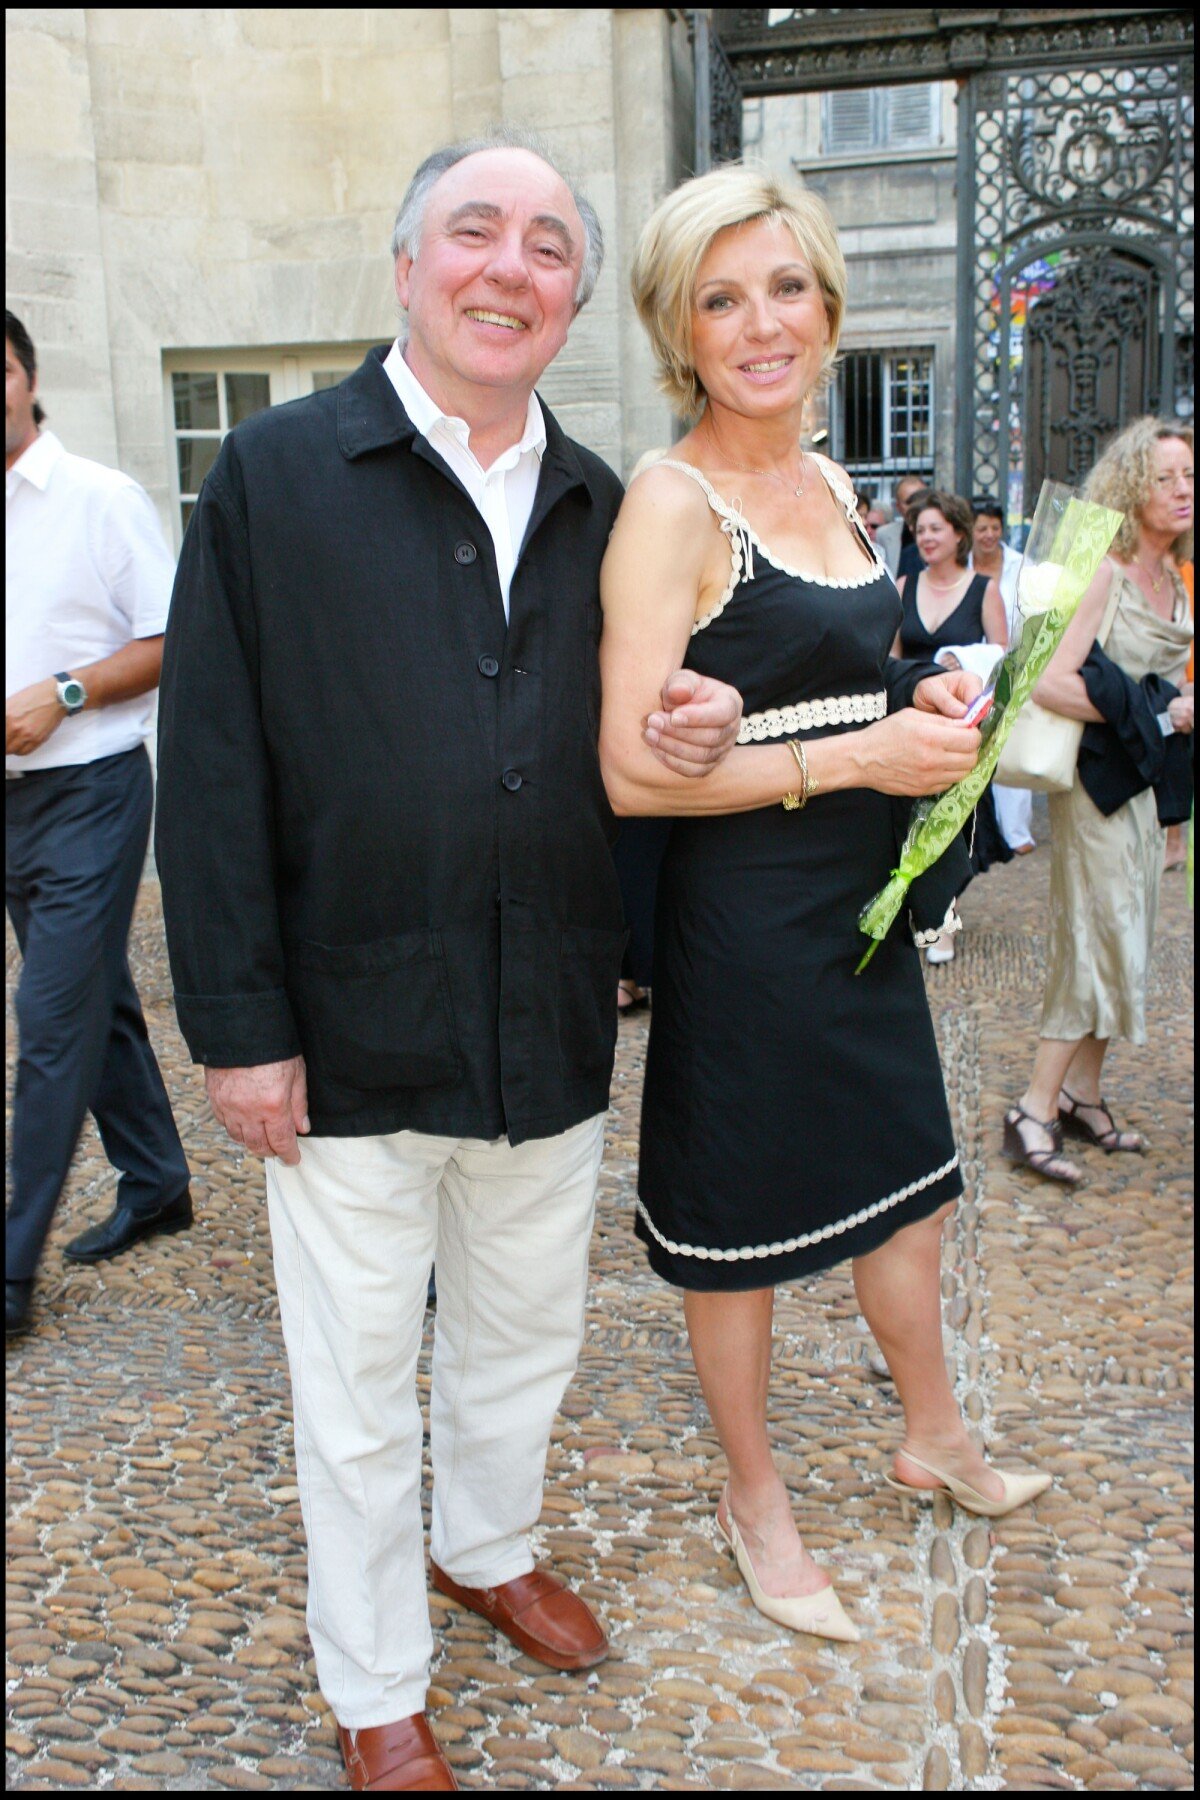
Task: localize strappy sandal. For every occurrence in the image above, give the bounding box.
[617,980,649,1015]
[1002,1104,1082,1186]
[1059,1090,1145,1155]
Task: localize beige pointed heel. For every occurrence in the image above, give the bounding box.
[715,1486,859,1643]
[884,1451,1051,1519]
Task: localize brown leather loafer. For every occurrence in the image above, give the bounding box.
[337,1713,457,1791]
[430,1561,608,1670]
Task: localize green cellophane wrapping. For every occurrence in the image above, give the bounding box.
[856,496,1123,971]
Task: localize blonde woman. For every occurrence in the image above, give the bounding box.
[599,165,1051,1644]
[1008,419,1194,1184]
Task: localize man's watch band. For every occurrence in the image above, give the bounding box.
[54,672,88,714]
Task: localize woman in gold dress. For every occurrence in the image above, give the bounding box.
[1007,418,1194,1183]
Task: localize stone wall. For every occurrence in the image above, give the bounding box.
[6,10,120,468]
[5,7,689,538]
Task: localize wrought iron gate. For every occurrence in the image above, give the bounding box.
[695,9,1194,520]
[959,56,1192,521]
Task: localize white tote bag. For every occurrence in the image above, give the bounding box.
[995,563,1121,793]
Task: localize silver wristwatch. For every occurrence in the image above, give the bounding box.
[54,671,87,715]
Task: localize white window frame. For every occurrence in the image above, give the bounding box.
[162,344,377,547]
[832,346,936,484]
[883,350,935,465]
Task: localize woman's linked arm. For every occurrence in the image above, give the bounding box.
[599,470,982,819]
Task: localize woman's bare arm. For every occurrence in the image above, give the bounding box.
[1032,557,1115,722]
[599,471,982,818]
[982,578,1008,648]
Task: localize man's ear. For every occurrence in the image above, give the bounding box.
[394,254,414,311]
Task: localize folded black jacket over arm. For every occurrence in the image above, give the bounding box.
[1078,646,1192,826]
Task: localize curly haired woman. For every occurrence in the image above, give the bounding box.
[1007,417,1194,1183]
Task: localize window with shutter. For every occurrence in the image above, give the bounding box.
[821,84,939,154]
[823,89,874,155]
[885,85,937,149]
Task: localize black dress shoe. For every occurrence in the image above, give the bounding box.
[6,1279,33,1336]
[62,1189,193,1264]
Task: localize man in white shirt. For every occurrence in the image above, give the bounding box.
[876,471,929,576]
[5,312,191,1338]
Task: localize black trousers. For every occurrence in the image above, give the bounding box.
[5,746,189,1280]
[612,818,671,990]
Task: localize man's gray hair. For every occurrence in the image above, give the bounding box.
[391,126,604,308]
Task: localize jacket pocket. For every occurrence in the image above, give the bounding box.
[558,923,626,1080]
[289,930,462,1091]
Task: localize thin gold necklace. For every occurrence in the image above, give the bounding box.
[1135,554,1167,594]
[706,420,809,500]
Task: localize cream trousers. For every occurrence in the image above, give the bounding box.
[265,1113,605,1729]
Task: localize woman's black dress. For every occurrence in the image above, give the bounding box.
[636,460,964,1292]
[899,573,1012,875]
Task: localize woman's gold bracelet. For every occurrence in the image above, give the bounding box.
[781,736,819,811]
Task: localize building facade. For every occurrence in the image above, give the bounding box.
[6,8,696,547]
[10,9,1189,542]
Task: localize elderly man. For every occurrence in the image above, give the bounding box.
[155,134,741,1792]
[876,471,929,577]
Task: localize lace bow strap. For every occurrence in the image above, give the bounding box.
[718,498,755,585]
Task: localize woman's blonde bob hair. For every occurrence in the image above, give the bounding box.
[631,163,846,420]
[1084,415,1194,564]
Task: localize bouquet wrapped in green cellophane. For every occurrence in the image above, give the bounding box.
[856,481,1123,971]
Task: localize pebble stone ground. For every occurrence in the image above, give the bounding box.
[6,823,1194,1792]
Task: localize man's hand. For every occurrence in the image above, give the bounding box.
[206,1057,310,1166]
[6,678,65,755]
[642,670,743,777]
[912,669,984,720]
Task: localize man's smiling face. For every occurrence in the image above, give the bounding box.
[395,147,585,404]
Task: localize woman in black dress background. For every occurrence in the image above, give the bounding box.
[895,490,1011,962]
[599,166,1049,1643]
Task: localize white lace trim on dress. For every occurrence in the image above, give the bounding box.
[911,900,963,948]
[654,456,888,636]
[636,1153,960,1262]
[738,690,887,743]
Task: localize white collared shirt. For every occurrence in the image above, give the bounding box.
[383,340,546,621]
[969,541,1023,634]
[6,431,176,773]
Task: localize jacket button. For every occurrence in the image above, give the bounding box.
[478,655,500,678]
[501,769,523,792]
[454,541,477,565]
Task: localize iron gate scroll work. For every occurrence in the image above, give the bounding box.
[698,9,1193,523]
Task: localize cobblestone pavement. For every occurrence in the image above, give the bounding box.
[6,827,1194,1791]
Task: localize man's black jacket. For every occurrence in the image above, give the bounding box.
[156,347,627,1144]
